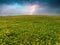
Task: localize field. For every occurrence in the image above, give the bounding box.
[0,15,60,45]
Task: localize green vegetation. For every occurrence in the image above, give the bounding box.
[0,15,60,45]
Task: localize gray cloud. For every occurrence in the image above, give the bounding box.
[0,0,60,16]
[0,3,60,16]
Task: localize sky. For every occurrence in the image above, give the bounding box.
[0,0,60,16]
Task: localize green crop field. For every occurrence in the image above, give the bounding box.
[0,15,60,45]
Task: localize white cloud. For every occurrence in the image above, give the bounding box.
[0,3,60,16]
[0,3,39,15]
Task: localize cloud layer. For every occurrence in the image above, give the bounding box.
[0,0,60,15]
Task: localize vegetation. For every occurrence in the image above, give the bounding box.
[0,15,60,45]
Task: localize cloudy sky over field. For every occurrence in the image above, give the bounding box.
[0,0,60,16]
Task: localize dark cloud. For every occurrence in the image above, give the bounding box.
[0,0,60,15]
[0,0,60,8]
[0,0,60,6]
[47,0,60,7]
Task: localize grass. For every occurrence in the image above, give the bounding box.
[0,15,60,45]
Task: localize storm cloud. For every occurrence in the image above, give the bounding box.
[0,0,60,15]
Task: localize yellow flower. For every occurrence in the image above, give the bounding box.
[1,42,6,45]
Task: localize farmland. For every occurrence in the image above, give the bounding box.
[0,15,60,45]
